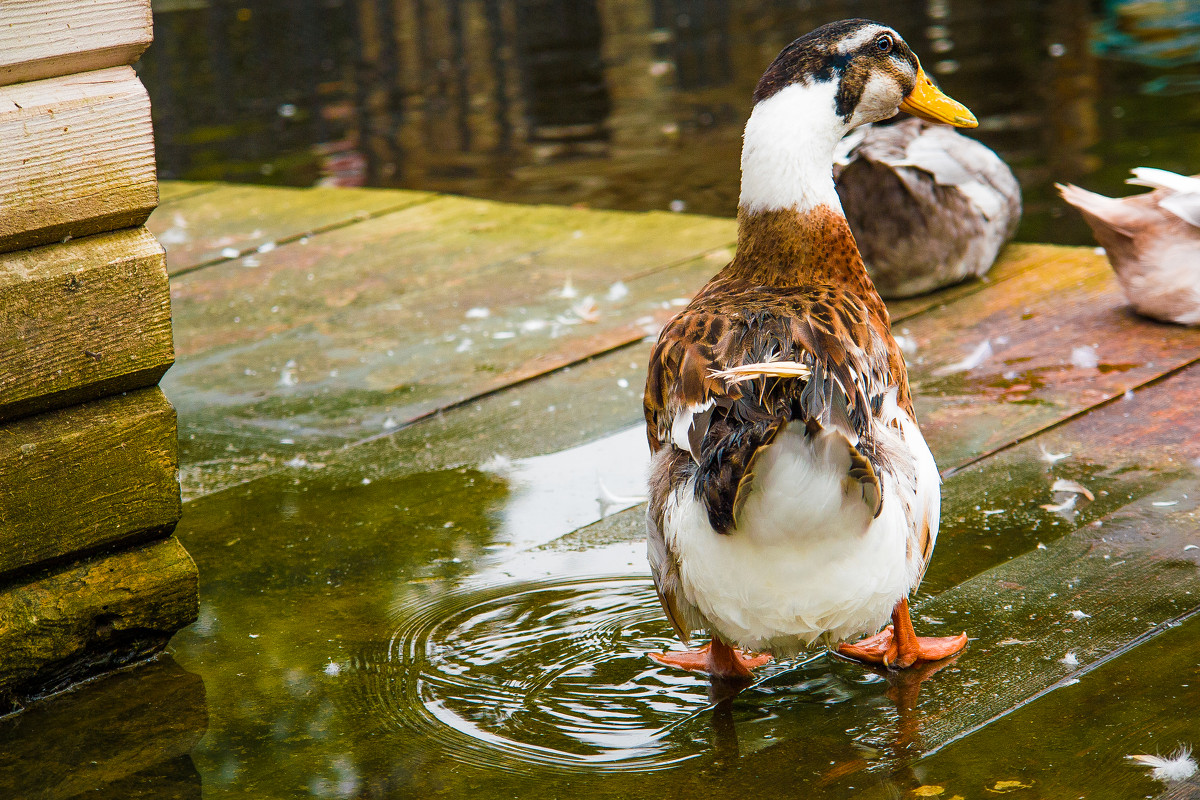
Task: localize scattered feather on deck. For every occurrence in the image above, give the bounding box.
[1128,746,1197,783]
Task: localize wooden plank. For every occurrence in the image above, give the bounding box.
[838,611,1200,800]
[918,356,1200,595]
[165,241,1144,471]
[0,536,198,713]
[0,657,206,800]
[0,388,180,581]
[886,242,1080,320]
[158,190,1197,505]
[161,196,736,434]
[0,67,156,254]
[157,180,219,204]
[892,481,1200,757]
[0,227,173,422]
[901,245,1200,469]
[144,183,438,275]
[0,0,152,88]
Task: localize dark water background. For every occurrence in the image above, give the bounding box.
[139,0,1200,245]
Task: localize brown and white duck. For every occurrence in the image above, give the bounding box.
[1058,168,1200,325]
[643,19,971,681]
[834,118,1022,298]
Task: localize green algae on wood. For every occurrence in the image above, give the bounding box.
[156,179,219,204]
[0,227,173,422]
[146,182,437,274]
[0,388,180,580]
[0,536,198,713]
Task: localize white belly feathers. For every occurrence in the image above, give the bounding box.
[660,409,939,654]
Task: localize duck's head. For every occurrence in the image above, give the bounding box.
[741,19,977,214]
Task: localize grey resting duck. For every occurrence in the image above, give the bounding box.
[833,117,1022,298]
[1058,168,1200,325]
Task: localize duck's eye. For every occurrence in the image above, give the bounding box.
[875,34,893,53]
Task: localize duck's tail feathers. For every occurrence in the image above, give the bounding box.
[1127,168,1200,227]
[1056,182,1137,238]
[1126,167,1200,195]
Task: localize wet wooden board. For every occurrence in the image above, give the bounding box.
[166,242,1160,498]
[175,329,653,500]
[163,188,1161,481]
[0,536,198,713]
[890,479,1200,753]
[921,356,1200,594]
[0,389,180,581]
[145,183,437,275]
[835,611,1200,799]
[165,192,735,353]
[157,180,219,204]
[0,227,173,422]
[162,194,737,469]
[158,184,1197,508]
[0,0,152,87]
[0,657,206,799]
[0,67,156,254]
[901,246,1200,469]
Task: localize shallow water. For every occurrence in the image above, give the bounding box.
[138,0,1200,245]
[4,386,1198,796]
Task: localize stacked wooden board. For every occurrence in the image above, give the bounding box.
[0,1,196,713]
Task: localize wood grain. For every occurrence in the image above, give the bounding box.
[0,0,152,87]
[147,182,435,275]
[0,67,157,254]
[0,227,173,422]
[0,536,198,712]
[0,388,181,581]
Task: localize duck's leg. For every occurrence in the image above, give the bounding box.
[836,597,967,669]
[650,639,772,680]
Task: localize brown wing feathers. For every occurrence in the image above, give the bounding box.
[645,285,892,534]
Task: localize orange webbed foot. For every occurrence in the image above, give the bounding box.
[837,597,968,670]
[650,639,772,680]
[838,626,968,669]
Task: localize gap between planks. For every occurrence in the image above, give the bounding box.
[163,192,444,278]
[942,351,1200,479]
[155,182,222,206]
[173,246,1141,505]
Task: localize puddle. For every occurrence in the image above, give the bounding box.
[481,425,648,552]
[349,577,710,772]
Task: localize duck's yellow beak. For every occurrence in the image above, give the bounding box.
[899,67,977,128]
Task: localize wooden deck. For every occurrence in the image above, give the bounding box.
[6,179,1197,796]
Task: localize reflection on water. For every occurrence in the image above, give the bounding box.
[351,575,933,775]
[356,577,711,772]
[7,404,1195,796]
[483,424,648,551]
[139,0,1200,244]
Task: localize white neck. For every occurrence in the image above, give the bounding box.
[739,80,851,215]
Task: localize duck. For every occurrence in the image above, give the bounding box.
[1058,168,1200,325]
[643,19,970,681]
[833,117,1022,298]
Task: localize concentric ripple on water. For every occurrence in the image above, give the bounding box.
[348,577,743,772]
